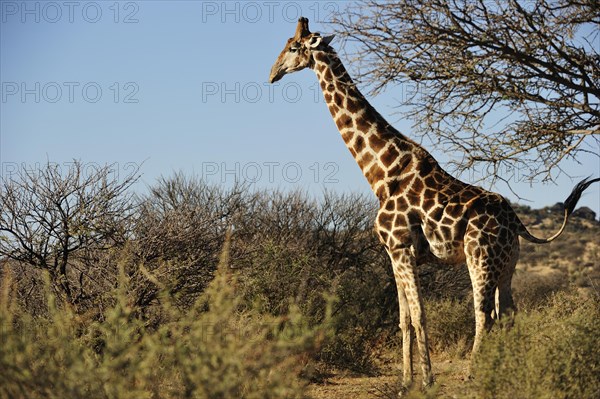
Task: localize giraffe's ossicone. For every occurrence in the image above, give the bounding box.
[269,17,600,393]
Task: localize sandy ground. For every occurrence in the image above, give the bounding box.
[308,357,471,399]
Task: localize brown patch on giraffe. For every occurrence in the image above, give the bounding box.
[420,158,434,176]
[324,93,332,103]
[410,177,424,195]
[422,197,436,212]
[423,188,436,201]
[438,193,449,206]
[466,228,480,239]
[321,81,336,93]
[355,115,371,133]
[424,175,436,188]
[329,104,339,114]
[377,211,394,231]
[394,213,409,228]
[387,154,413,178]
[354,136,366,153]
[369,134,388,152]
[314,52,328,63]
[397,141,413,153]
[346,97,361,113]
[324,68,333,81]
[441,216,455,226]
[478,215,490,226]
[429,205,444,221]
[359,151,374,164]
[434,173,449,184]
[333,92,343,105]
[341,130,353,143]
[332,62,345,76]
[336,114,353,130]
[407,211,421,226]
[445,204,463,218]
[396,196,409,211]
[388,180,401,197]
[377,230,389,244]
[380,145,400,167]
[454,217,468,235]
[385,200,395,211]
[460,189,478,203]
[357,153,374,172]
[399,172,415,189]
[366,164,385,185]
[375,185,387,200]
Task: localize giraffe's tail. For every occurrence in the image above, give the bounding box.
[518,176,600,244]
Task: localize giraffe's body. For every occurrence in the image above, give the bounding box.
[269,18,599,391]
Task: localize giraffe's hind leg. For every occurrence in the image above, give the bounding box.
[495,237,519,323]
[464,238,499,357]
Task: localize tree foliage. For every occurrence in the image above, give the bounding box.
[331,0,599,183]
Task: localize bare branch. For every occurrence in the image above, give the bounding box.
[331,0,600,182]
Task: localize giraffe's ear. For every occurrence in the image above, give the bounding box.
[307,34,335,48]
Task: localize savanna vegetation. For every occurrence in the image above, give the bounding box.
[1,162,599,398]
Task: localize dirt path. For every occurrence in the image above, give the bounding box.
[308,357,471,399]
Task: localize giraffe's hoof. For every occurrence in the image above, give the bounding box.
[397,380,412,397]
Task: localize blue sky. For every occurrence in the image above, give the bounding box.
[1,1,599,216]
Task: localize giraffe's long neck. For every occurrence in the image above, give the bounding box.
[311,48,422,200]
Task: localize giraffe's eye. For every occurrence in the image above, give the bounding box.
[289,47,298,53]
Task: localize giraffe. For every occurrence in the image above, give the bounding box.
[268,17,600,390]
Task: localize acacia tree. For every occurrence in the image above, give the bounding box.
[331,0,599,185]
[0,161,139,305]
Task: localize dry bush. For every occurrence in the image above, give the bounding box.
[131,173,248,311]
[0,161,138,314]
[0,251,327,399]
[425,297,474,357]
[470,290,600,399]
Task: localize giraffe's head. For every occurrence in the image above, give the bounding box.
[269,17,334,83]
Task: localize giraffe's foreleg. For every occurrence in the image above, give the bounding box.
[391,247,434,388]
[396,280,414,388]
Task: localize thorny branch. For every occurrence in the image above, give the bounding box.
[331,0,599,184]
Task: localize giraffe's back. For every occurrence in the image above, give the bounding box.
[388,154,521,263]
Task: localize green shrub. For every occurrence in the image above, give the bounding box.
[470,290,600,399]
[425,297,474,357]
[0,253,328,399]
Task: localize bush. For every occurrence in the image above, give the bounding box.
[470,290,600,399]
[232,189,397,373]
[0,248,328,399]
[425,297,474,357]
